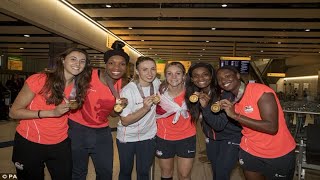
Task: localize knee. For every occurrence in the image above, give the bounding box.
[161,168,173,177]
[178,171,191,180]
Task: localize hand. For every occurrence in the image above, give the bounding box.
[142,96,155,110]
[53,103,70,117]
[219,99,237,118]
[198,92,211,108]
[118,97,128,107]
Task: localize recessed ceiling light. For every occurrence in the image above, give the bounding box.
[260,50,264,53]
[24,34,30,37]
[202,49,205,51]
[141,40,144,41]
[305,29,310,32]
[19,47,24,50]
[222,4,228,7]
[200,54,203,56]
[211,27,216,30]
[206,41,209,43]
[106,4,111,8]
[128,27,133,30]
[198,59,201,60]
[149,48,152,50]
[277,42,281,44]
[155,54,157,55]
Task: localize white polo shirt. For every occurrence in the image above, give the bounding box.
[117,78,160,142]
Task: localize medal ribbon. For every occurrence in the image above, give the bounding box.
[233,81,245,103]
[105,72,120,99]
[135,80,154,99]
[66,78,77,100]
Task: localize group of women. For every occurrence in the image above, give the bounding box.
[9,40,296,180]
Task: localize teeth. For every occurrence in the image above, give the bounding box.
[72,67,79,70]
[112,72,120,75]
[224,83,230,87]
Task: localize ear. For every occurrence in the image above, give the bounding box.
[135,70,139,75]
[62,58,65,64]
[236,73,241,80]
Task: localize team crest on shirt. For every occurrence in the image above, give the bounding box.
[156,150,163,156]
[244,106,253,113]
[239,158,244,165]
[14,162,24,170]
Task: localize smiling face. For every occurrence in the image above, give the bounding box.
[105,55,127,80]
[165,65,185,88]
[216,68,241,94]
[191,67,212,90]
[63,51,87,79]
[136,60,157,86]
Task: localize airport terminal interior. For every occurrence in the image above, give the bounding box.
[1,0,320,179]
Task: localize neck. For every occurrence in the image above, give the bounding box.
[232,82,242,96]
[201,86,211,95]
[139,79,151,87]
[65,75,74,86]
[168,85,184,97]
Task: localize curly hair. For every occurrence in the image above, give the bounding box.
[40,47,92,109]
[185,62,220,123]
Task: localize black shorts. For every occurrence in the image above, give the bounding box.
[155,135,196,159]
[239,148,296,179]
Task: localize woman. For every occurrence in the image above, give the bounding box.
[117,56,160,180]
[68,40,129,180]
[217,66,296,180]
[156,62,196,180]
[185,62,242,180]
[9,47,92,180]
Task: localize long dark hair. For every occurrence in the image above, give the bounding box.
[40,47,92,108]
[185,62,220,123]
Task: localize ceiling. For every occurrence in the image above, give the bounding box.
[1,0,320,66]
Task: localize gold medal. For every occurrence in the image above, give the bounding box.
[211,103,221,113]
[189,94,199,103]
[153,95,160,104]
[69,99,79,110]
[114,104,124,113]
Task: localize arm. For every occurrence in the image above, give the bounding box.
[9,83,70,120]
[120,96,154,126]
[201,106,228,131]
[220,93,279,135]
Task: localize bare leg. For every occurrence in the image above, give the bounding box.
[243,170,266,180]
[159,158,174,178]
[177,157,194,180]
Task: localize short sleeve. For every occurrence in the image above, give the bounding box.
[26,73,46,94]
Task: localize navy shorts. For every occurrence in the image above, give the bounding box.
[155,135,196,159]
[239,148,296,179]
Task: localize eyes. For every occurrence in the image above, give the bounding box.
[192,72,211,79]
[107,61,126,67]
[69,57,86,64]
[166,71,182,76]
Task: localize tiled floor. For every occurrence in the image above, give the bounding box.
[0,117,320,180]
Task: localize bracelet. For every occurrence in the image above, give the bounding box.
[38,110,42,119]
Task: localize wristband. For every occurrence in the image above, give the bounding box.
[38,110,42,119]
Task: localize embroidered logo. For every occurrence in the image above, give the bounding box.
[156,150,163,156]
[244,106,253,113]
[14,162,24,170]
[239,158,244,165]
[275,174,286,178]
